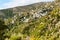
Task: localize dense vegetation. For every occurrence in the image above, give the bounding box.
[0,0,60,40]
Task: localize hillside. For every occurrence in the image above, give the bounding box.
[0,0,60,40]
[0,2,52,18]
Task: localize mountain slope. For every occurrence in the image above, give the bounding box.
[0,0,60,40]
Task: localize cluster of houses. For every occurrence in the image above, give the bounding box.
[10,6,53,25]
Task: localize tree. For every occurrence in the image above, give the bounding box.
[0,19,8,40]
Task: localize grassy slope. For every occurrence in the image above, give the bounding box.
[0,1,60,40]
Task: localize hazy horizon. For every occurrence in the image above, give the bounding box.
[0,0,54,10]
